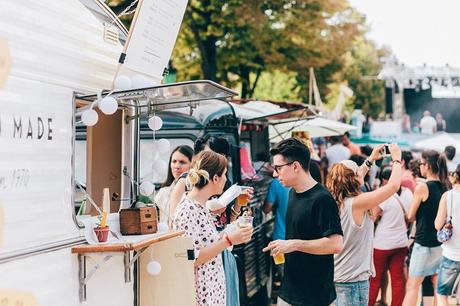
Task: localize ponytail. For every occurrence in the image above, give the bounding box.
[438,154,452,190]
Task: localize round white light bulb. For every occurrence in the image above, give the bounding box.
[146,260,162,275]
[114,75,132,91]
[155,138,170,154]
[98,96,118,115]
[139,181,154,196]
[81,109,98,126]
[148,116,163,131]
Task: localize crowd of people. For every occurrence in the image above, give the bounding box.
[151,130,459,306]
[263,135,460,306]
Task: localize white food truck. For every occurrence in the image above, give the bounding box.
[0,0,203,305]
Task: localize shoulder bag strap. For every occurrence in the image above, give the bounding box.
[392,194,409,225]
[448,190,453,223]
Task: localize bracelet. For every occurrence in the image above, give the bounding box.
[223,233,233,246]
[409,236,415,239]
[392,160,402,165]
[364,159,373,168]
[231,206,241,217]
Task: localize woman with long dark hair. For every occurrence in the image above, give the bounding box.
[154,145,193,223]
[403,150,451,305]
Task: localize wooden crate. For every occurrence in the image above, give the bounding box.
[119,207,158,235]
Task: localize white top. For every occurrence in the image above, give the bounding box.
[420,116,437,134]
[326,144,351,169]
[334,197,375,282]
[373,188,413,250]
[442,189,460,261]
[154,182,176,223]
[447,160,457,173]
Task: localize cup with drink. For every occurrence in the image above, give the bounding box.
[236,186,252,207]
[273,252,285,265]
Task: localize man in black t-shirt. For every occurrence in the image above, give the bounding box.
[263,138,343,306]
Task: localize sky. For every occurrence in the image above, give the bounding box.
[348,0,460,67]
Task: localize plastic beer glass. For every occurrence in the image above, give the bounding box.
[236,187,251,206]
[273,253,285,265]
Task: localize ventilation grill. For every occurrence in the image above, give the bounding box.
[103,23,119,45]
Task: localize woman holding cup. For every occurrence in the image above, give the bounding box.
[172,151,253,306]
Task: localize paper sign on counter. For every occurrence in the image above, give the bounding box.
[0,290,38,306]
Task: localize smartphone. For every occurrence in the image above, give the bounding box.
[380,144,391,157]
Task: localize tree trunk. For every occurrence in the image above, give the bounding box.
[240,65,250,98]
[248,68,262,98]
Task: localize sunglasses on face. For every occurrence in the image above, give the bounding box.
[272,161,295,173]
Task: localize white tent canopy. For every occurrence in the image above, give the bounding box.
[269,117,357,142]
[414,132,460,151]
[229,101,288,120]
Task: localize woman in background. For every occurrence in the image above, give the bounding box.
[154,145,193,223]
[327,144,402,306]
[435,164,460,306]
[403,150,451,306]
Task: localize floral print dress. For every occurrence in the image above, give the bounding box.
[173,195,226,306]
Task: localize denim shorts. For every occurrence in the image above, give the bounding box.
[437,256,460,296]
[335,280,369,306]
[408,243,442,277]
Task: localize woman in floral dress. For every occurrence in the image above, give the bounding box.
[173,151,253,305]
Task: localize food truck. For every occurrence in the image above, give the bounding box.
[0,0,200,305]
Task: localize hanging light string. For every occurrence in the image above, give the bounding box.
[117,0,139,19]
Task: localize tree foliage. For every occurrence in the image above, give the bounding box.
[107,0,389,114]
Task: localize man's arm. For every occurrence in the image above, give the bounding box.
[290,234,343,255]
[263,234,343,256]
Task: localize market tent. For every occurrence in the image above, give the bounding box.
[414,132,460,151]
[269,117,356,142]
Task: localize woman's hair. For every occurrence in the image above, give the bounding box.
[422,150,451,190]
[451,163,460,184]
[380,166,402,195]
[409,159,422,178]
[187,151,227,189]
[162,145,194,187]
[326,163,361,208]
[194,135,230,156]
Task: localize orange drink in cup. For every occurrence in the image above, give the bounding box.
[237,187,251,206]
[273,253,285,265]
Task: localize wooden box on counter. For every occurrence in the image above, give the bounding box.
[119,207,158,235]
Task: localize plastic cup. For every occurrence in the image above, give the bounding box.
[236,186,251,206]
[273,253,285,265]
[238,216,253,228]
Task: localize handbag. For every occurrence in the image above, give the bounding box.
[437,190,454,243]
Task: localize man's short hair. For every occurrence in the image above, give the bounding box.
[445,145,456,161]
[270,138,310,172]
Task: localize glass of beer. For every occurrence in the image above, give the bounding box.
[236,186,251,206]
[273,253,285,265]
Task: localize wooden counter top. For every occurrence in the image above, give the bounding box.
[71,231,184,254]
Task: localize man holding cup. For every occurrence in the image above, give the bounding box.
[263,138,343,306]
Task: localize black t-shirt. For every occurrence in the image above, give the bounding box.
[415,181,445,247]
[279,183,343,306]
